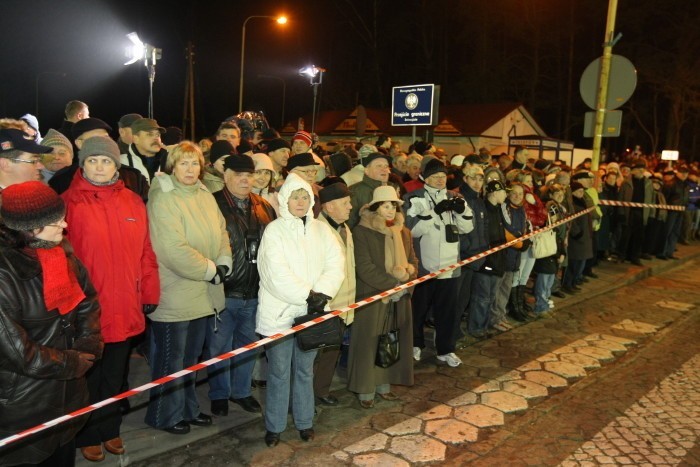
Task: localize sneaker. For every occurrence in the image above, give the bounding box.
[413,347,422,362]
[436,353,462,367]
[492,322,509,332]
[547,300,554,308]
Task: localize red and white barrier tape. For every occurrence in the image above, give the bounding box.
[0,207,594,449]
[598,199,686,211]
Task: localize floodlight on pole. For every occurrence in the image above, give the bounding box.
[125,32,162,119]
[298,65,326,134]
[239,15,288,113]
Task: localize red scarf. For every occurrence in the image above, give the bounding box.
[35,246,86,315]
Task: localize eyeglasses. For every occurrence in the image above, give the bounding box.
[10,157,41,165]
[467,175,485,181]
[45,218,66,228]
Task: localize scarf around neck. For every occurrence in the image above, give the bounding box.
[33,243,85,315]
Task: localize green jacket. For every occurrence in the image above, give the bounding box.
[147,174,232,322]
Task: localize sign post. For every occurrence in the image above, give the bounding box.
[392,84,437,144]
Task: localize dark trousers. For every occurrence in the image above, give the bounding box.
[412,277,461,355]
[626,210,645,262]
[662,211,682,257]
[643,218,664,256]
[15,439,76,467]
[75,340,131,447]
[313,322,345,398]
[583,231,599,273]
[457,267,475,318]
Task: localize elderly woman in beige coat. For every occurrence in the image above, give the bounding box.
[349,185,418,408]
[145,141,232,434]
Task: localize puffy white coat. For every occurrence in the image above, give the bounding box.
[256,173,345,336]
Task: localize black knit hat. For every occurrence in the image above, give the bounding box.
[223,154,255,173]
[286,152,318,171]
[210,140,235,164]
[72,118,112,140]
[266,138,291,153]
[1,181,65,231]
[421,158,447,180]
[328,151,352,177]
[318,177,350,204]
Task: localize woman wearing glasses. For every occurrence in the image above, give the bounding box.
[286,152,322,217]
[62,136,160,462]
[0,181,102,466]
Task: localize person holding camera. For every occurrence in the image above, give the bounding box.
[205,154,276,418]
[404,158,474,368]
[256,173,344,447]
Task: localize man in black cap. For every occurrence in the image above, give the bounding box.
[127,118,168,181]
[313,177,355,406]
[0,127,52,202]
[347,152,392,228]
[116,113,143,154]
[202,140,235,194]
[617,162,652,265]
[206,154,276,417]
[404,158,474,367]
[265,138,291,186]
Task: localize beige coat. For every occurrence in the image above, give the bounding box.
[317,212,356,324]
[147,174,232,322]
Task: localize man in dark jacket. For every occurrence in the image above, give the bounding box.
[206,154,276,417]
[467,180,509,338]
[659,169,687,260]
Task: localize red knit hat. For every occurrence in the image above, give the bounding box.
[1,181,65,231]
[292,130,313,148]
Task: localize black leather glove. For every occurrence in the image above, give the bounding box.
[451,197,466,214]
[434,199,452,215]
[520,239,532,251]
[306,291,331,314]
[209,265,229,285]
[143,304,158,315]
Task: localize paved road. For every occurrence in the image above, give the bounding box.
[123,255,699,466]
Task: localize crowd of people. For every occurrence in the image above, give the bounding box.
[0,102,698,466]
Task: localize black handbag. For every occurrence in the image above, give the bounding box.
[293,311,343,351]
[375,303,401,368]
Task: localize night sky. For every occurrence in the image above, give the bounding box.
[2,0,698,157]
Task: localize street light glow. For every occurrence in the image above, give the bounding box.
[124,32,145,65]
[276,16,288,24]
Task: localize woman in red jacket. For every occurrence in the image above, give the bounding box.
[62,136,160,462]
[511,170,547,315]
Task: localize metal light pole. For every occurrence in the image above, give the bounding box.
[35,71,66,121]
[299,65,326,135]
[258,74,286,128]
[239,15,287,113]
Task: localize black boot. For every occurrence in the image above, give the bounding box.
[507,287,527,322]
[518,285,534,316]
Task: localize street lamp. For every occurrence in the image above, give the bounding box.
[298,65,326,134]
[35,71,66,121]
[125,32,162,119]
[258,74,286,128]
[239,15,287,113]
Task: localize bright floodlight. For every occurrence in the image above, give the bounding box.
[124,32,162,67]
[276,16,288,24]
[299,65,325,78]
[125,32,145,65]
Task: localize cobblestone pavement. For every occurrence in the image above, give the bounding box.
[113,250,700,467]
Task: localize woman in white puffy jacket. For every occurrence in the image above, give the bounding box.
[256,172,344,446]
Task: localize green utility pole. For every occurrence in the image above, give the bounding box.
[591,0,619,172]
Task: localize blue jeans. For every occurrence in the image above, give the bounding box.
[512,248,536,286]
[468,272,499,333]
[145,317,208,429]
[662,211,682,258]
[205,298,259,400]
[534,273,555,313]
[264,334,317,433]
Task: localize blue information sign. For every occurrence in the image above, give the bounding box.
[391,84,435,126]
